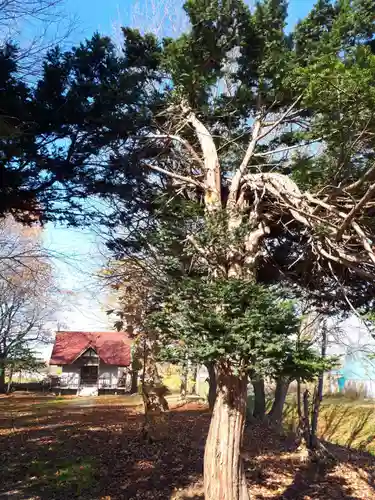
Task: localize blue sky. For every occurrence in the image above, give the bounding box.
[64,0,316,43]
[42,0,320,351]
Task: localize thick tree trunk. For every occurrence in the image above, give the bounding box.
[268,377,290,426]
[251,376,266,420]
[141,336,169,442]
[204,367,249,500]
[205,362,217,411]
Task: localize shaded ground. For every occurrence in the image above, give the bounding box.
[0,394,374,499]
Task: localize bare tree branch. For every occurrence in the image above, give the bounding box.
[257,95,303,142]
[227,116,262,210]
[181,103,222,210]
[140,161,204,188]
[253,141,321,158]
[336,183,375,241]
[346,162,375,192]
[135,134,204,168]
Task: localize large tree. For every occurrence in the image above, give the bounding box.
[0,216,54,392]
[0,0,77,222]
[23,1,375,498]
[0,30,160,223]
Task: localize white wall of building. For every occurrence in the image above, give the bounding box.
[98,364,119,388]
[61,365,80,388]
[59,364,124,390]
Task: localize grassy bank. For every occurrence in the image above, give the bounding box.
[283,394,375,454]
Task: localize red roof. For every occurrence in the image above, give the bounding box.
[50,331,132,367]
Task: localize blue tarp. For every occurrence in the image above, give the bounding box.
[337,376,345,392]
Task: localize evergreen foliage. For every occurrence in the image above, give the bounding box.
[149,277,334,382]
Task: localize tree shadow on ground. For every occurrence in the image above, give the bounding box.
[0,397,373,500]
[270,441,375,500]
[242,421,375,500]
[0,398,210,500]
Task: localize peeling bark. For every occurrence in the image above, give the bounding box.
[204,367,249,500]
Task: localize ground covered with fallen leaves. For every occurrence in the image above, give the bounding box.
[0,394,374,499]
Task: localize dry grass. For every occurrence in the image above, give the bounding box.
[284,395,375,455]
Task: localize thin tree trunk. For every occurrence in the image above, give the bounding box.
[205,362,217,411]
[0,361,6,394]
[310,326,327,449]
[310,387,319,448]
[303,389,311,446]
[251,376,266,420]
[191,364,198,395]
[296,378,304,438]
[180,362,188,399]
[268,377,290,426]
[130,370,138,394]
[297,379,302,421]
[204,366,249,500]
[6,366,13,394]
